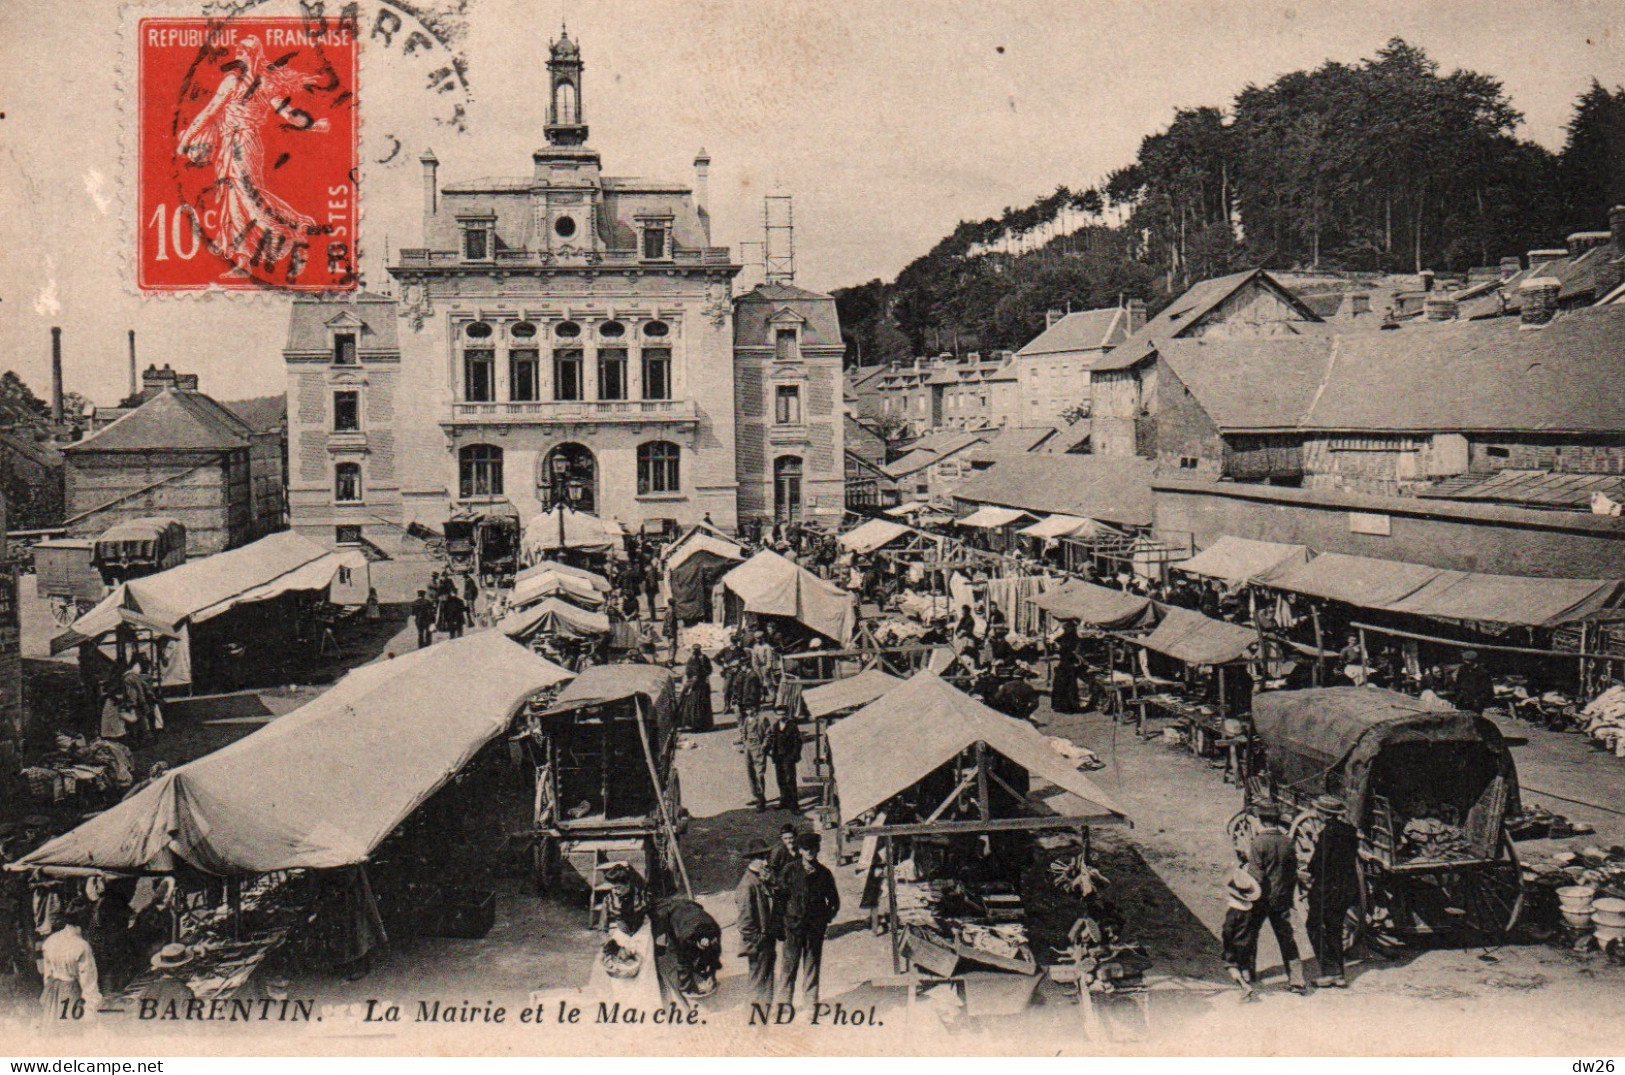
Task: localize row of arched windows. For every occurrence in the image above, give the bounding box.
[460,320,672,404]
[449,442,682,500]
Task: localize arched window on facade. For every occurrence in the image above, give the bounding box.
[334,462,362,504]
[637,441,680,495]
[459,444,504,499]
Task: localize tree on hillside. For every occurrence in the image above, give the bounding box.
[1560,80,1625,233]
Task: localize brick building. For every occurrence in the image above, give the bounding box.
[62,388,284,554]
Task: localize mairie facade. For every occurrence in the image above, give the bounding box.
[283,33,842,553]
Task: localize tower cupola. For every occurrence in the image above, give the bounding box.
[546,28,588,146]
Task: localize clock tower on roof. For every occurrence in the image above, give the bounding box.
[545,28,588,147]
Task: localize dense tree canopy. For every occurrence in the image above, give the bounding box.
[836,40,1616,367]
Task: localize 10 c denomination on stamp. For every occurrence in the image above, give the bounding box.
[137,15,358,292]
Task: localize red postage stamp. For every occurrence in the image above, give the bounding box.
[137,15,358,292]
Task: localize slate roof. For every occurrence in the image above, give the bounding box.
[733,282,842,349]
[1157,304,1625,434]
[1016,308,1130,357]
[284,293,401,354]
[1092,269,1323,374]
[949,452,1156,528]
[64,390,253,453]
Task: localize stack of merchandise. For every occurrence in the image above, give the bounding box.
[1399,817,1473,862]
[1582,685,1625,756]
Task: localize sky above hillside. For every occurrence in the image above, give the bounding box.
[2,0,1621,401]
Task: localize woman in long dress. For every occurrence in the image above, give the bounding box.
[1050,620,1083,714]
[677,645,714,731]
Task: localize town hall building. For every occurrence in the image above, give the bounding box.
[283,32,843,553]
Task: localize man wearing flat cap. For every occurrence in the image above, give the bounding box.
[733,837,779,1006]
[1306,794,1360,988]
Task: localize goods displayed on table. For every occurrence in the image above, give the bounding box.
[1045,736,1104,772]
[679,622,733,654]
[896,877,1035,972]
[20,737,135,803]
[1582,684,1625,756]
[1399,817,1473,862]
[871,618,930,646]
[896,591,950,624]
[1508,804,1595,841]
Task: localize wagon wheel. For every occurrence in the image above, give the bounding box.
[1288,809,1325,905]
[532,832,560,896]
[1455,830,1525,942]
[1348,855,1406,956]
[49,596,77,627]
[1227,809,1263,857]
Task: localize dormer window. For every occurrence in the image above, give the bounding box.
[334,333,357,365]
[642,225,668,260]
[775,327,800,362]
[457,212,496,262]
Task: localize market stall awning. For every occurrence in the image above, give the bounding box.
[1255,552,1621,627]
[1254,552,1445,609]
[13,633,573,875]
[1019,514,1096,541]
[54,532,346,650]
[498,597,611,641]
[801,669,903,719]
[1133,606,1257,665]
[520,506,620,558]
[662,524,746,573]
[1175,536,1309,588]
[956,506,1034,530]
[1381,570,1622,628]
[547,663,674,712]
[513,559,610,592]
[826,671,1127,823]
[1030,579,1153,629]
[510,570,607,610]
[838,518,912,554]
[720,549,856,644]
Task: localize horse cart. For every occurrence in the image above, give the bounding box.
[520,665,690,904]
[1229,686,1524,947]
[35,518,187,626]
[440,511,522,584]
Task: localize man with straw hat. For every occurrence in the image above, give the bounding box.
[1247,803,1307,994]
[1306,794,1361,988]
[137,944,198,1011]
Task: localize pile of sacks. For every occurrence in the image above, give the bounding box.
[1583,684,1625,757]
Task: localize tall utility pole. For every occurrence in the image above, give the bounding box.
[764,195,795,285]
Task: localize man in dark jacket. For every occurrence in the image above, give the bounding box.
[733,838,779,1005]
[1454,650,1495,713]
[437,591,468,640]
[412,590,435,648]
[1247,805,1306,993]
[775,831,839,1010]
[768,712,803,812]
[1306,795,1360,988]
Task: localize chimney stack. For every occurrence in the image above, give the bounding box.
[1527,248,1567,271]
[1611,206,1625,252]
[420,149,439,236]
[1126,298,1147,333]
[1045,309,1065,328]
[1519,277,1560,326]
[1567,231,1611,257]
[1419,269,1435,293]
[1499,256,1522,281]
[1350,293,1371,316]
[50,327,63,425]
[1424,294,1458,322]
[693,149,711,242]
[127,330,138,400]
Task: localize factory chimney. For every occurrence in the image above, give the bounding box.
[50,327,64,425]
[128,330,138,400]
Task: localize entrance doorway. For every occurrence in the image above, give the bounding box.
[774,455,803,523]
[540,443,598,515]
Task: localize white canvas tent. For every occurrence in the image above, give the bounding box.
[13,633,572,875]
[520,507,622,560]
[718,549,856,644]
[825,671,1127,823]
[838,518,913,554]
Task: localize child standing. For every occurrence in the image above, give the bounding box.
[1222,853,1263,1002]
